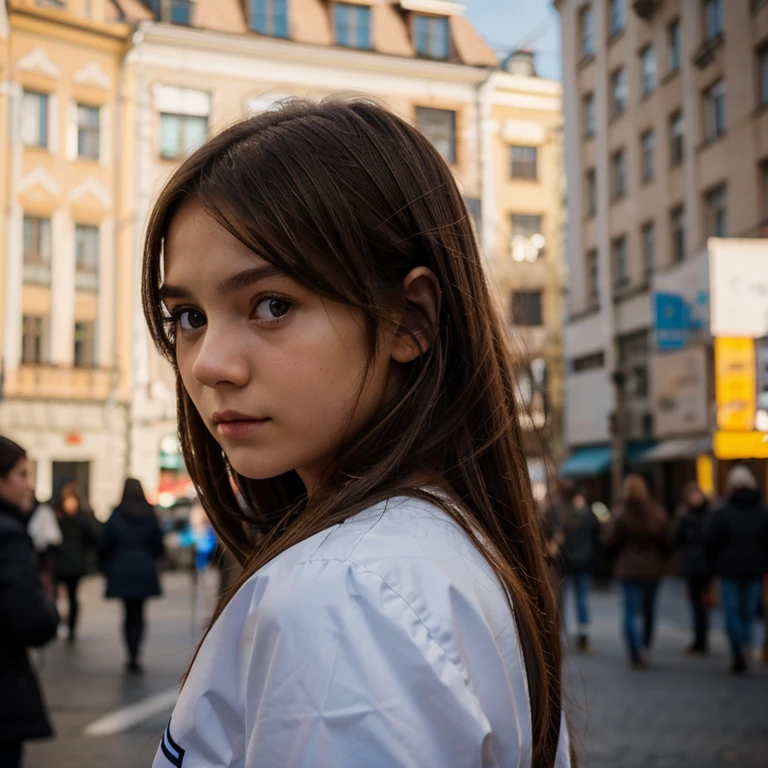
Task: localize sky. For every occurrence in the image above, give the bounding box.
[463,0,562,81]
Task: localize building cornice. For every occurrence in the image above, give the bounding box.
[489,69,562,97]
[133,22,492,83]
[10,9,132,50]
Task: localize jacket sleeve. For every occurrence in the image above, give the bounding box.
[239,561,501,768]
[151,515,165,559]
[0,530,59,647]
[704,508,726,562]
[605,511,625,549]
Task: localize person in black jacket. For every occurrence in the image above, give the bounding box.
[706,466,768,674]
[675,482,713,655]
[0,436,59,768]
[101,478,165,673]
[54,482,98,644]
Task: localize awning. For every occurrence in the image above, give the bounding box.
[641,436,712,463]
[559,446,612,478]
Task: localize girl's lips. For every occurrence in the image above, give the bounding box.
[215,419,269,438]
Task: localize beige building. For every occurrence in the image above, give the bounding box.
[0,0,132,517]
[557,0,768,501]
[480,51,565,488]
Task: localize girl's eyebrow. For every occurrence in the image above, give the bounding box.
[160,264,284,301]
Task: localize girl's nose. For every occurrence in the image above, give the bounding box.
[191,329,250,389]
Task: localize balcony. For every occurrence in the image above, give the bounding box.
[23,261,51,285]
[7,364,113,401]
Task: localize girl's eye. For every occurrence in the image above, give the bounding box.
[178,309,206,331]
[254,297,293,322]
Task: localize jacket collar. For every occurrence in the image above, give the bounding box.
[0,497,24,522]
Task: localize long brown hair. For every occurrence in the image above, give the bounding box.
[142,98,563,766]
[619,473,665,536]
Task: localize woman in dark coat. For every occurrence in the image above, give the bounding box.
[101,478,165,673]
[607,474,669,669]
[54,482,98,643]
[675,482,713,655]
[0,436,58,768]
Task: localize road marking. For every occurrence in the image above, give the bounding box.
[83,688,179,737]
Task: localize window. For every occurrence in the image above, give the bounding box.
[611,68,628,117]
[511,214,543,239]
[573,351,604,372]
[668,20,680,73]
[704,80,726,140]
[510,291,543,327]
[415,107,456,165]
[251,0,288,38]
[580,5,594,58]
[586,168,597,216]
[170,0,190,24]
[670,205,686,263]
[510,145,538,180]
[73,322,96,368]
[641,221,655,274]
[609,0,624,37]
[159,113,208,160]
[334,3,371,49]
[75,224,99,290]
[704,0,724,41]
[669,110,684,165]
[583,93,596,137]
[759,44,768,107]
[586,249,599,302]
[21,316,46,364]
[23,216,51,264]
[21,91,48,148]
[77,104,100,160]
[612,235,629,287]
[704,184,727,238]
[414,15,449,60]
[611,148,627,200]
[640,46,657,96]
[641,131,655,184]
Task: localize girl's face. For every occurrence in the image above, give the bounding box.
[162,203,406,491]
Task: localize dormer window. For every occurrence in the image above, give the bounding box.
[251,0,288,38]
[334,3,371,49]
[148,0,192,25]
[414,15,449,60]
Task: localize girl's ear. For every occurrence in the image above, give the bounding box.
[391,267,441,363]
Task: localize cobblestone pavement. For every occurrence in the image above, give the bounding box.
[23,574,768,767]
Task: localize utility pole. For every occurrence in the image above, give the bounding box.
[610,370,627,503]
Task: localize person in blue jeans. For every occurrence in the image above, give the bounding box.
[554,481,600,652]
[607,474,669,669]
[707,466,768,674]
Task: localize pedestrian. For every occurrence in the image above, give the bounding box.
[607,474,669,669]
[53,482,98,644]
[25,496,62,603]
[141,99,571,766]
[557,482,600,652]
[674,481,713,655]
[0,436,59,768]
[706,466,768,674]
[100,478,164,674]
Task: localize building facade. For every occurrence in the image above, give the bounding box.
[0,0,132,518]
[480,51,565,495]
[557,0,768,502]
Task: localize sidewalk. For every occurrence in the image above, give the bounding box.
[23,574,768,767]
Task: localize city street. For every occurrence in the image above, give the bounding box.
[24,572,768,768]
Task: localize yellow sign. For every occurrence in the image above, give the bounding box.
[715,338,756,431]
[713,430,768,460]
[696,455,714,497]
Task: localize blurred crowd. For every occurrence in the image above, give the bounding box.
[545,467,768,675]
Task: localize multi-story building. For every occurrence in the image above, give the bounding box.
[0,0,132,518]
[115,0,499,497]
[480,50,565,496]
[557,0,768,502]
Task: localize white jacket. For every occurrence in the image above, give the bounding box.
[153,495,571,767]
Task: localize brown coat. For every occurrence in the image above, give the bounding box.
[607,506,669,581]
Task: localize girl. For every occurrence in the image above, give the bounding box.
[143,99,570,767]
[101,479,165,673]
[607,474,669,669]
